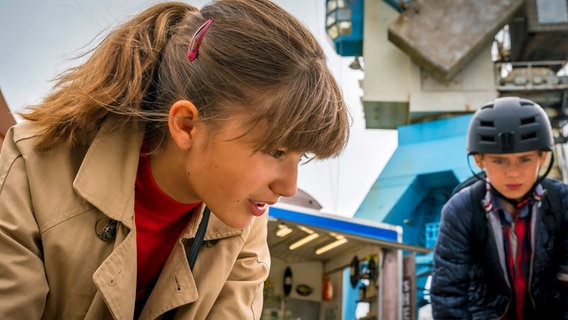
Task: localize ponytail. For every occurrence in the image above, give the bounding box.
[20,2,197,150]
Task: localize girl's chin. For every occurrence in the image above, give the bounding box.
[219,214,255,229]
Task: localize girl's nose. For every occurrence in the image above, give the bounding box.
[271,162,298,198]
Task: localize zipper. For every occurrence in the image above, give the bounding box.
[491,209,512,319]
[527,203,538,310]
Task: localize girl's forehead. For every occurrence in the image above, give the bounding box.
[211,114,266,140]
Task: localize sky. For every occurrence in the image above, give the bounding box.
[0,0,398,217]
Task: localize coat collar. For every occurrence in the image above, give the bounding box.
[73,120,144,229]
[183,203,245,240]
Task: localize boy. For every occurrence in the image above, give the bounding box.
[431,97,568,319]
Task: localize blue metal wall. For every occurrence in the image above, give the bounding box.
[354,114,475,306]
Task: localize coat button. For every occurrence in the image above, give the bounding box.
[95,219,117,241]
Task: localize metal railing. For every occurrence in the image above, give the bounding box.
[494,60,568,92]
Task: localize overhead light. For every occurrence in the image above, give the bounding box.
[276,224,293,237]
[289,233,320,250]
[315,238,348,255]
[297,226,315,234]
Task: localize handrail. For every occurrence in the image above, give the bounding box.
[494,60,568,92]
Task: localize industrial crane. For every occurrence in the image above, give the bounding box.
[325,0,568,313]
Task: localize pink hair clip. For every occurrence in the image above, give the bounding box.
[187,18,214,62]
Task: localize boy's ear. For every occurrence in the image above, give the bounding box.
[473,154,484,169]
[168,100,200,150]
[538,151,550,168]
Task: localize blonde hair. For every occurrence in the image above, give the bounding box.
[20,0,350,159]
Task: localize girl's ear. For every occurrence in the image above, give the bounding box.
[473,154,484,169]
[168,100,200,150]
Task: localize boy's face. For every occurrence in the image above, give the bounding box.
[474,151,548,201]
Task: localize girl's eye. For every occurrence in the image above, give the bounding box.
[270,150,285,159]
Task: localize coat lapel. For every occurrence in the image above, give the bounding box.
[73,121,143,229]
[139,205,245,319]
[74,121,143,318]
[92,229,138,320]
[137,241,199,320]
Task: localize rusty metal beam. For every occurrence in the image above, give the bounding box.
[388,0,524,82]
[0,89,17,150]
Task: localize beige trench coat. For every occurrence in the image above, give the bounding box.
[0,120,270,319]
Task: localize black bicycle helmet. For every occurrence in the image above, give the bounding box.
[466,97,553,155]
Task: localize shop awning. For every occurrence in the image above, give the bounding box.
[268,204,430,266]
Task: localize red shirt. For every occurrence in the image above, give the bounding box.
[497,198,533,320]
[134,152,200,304]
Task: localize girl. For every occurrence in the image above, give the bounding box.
[0,1,350,319]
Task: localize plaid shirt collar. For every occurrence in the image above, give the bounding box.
[483,180,545,319]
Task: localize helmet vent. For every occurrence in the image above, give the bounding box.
[520,101,534,107]
[480,135,495,142]
[479,120,494,127]
[520,116,536,125]
[521,132,537,140]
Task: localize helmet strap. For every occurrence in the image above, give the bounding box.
[467,155,488,183]
[535,151,554,185]
[490,184,534,208]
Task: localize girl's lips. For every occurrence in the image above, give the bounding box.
[247,200,268,217]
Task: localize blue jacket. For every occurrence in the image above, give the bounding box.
[430,178,568,319]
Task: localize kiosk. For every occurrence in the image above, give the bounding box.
[264,203,429,320]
